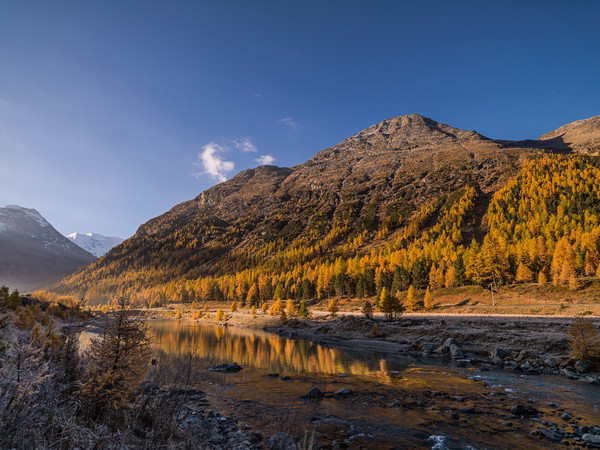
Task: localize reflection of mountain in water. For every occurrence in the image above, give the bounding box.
[147,320,407,384]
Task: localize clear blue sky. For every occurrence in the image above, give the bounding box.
[1,0,599,238]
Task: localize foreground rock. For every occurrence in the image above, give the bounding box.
[303,387,325,399]
[208,362,243,372]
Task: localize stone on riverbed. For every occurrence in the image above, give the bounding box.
[540,428,562,442]
[575,360,592,374]
[303,387,324,399]
[511,404,539,416]
[449,343,464,359]
[208,363,243,372]
[335,388,354,396]
[583,434,600,444]
[490,348,509,365]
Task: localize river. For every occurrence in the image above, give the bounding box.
[146,320,599,449]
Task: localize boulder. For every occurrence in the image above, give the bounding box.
[511,404,539,416]
[490,348,509,364]
[208,363,243,372]
[449,343,464,359]
[540,428,562,442]
[544,357,559,368]
[575,360,592,374]
[458,407,476,414]
[583,434,600,444]
[303,387,324,399]
[434,337,459,355]
[269,432,296,450]
[443,337,457,347]
[421,343,436,354]
[335,388,353,396]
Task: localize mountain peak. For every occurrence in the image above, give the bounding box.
[539,115,600,155]
[360,114,488,143]
[0,205,96,291]
[66,232,124,258]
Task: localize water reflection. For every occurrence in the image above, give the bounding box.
[147,320,406,383]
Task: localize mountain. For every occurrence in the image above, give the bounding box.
[538,115,600,155]
[66,232,124,258]
[0,205,96,291]
[53,114,600,305]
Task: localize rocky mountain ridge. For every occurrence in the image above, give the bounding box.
[0,205,96,291]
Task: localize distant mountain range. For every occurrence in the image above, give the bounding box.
[66,232,124,258]
[0,205,96,291]
[51,114,600,305]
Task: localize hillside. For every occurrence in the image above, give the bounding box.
[53,114,600,305]
[0,205,96,291]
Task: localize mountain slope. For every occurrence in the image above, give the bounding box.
[53,114,600,304]
[66,232,124,258]
[0,206,96,291]
[539,115,600,155]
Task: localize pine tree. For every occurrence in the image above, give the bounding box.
[328,299,339,318]
[569,274,579,291]
[423,286,434,310]
[81,297,151,421]
[230,301,237,312]
[216,309,224,321]
[268,298,283,316]
[362,300,374,319]
[285,299,296,318]
[250,305,256,319]
[516,263,534,283]
[537,270,547,286]
[297,300,309,318]
[406,285,418,311]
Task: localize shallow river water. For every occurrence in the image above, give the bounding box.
[147,320,600,449]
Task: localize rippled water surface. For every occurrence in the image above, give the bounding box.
[147,320,600,449]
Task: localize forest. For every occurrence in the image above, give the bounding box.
[56,154,600,307]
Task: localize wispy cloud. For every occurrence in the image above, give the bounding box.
[234,138,257,153]
[253,93,263,98]
[194,142,234,182]
[255,154,276,165]
[279,117,297,129]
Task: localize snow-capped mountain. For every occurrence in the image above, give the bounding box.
[66,232,124,258]
[0,205,96,291]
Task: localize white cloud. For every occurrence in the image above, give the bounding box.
[194,142,234,182]
[279,117,297,129]
[234,138,257,153]
[255,154,276,165]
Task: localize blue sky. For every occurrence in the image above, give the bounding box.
[1,1,599,238]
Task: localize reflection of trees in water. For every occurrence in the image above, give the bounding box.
[146,321,404,383]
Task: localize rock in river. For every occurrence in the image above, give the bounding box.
[303,387,324,399]
[511,404,539,416]
[335,388,354,396]
[207,363,243,372]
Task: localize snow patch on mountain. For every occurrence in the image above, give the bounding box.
[66,232,124,258]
